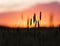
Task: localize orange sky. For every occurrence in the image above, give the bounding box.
[0,2,60,28]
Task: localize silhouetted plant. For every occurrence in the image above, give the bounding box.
[27,18,29,28]
[29,12,42,27]
[30,19,32,26]
[38,21,39,28]
[35,20,37,27]
[33,13,36,23]
[50,13,54,27]
[40,12,41,20]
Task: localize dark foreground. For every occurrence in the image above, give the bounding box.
[0,26,60,46]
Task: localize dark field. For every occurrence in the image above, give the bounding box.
[0,26,60,46]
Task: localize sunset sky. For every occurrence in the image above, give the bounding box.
[0,0,60,28]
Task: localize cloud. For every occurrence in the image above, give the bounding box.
[0,0,60,12]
